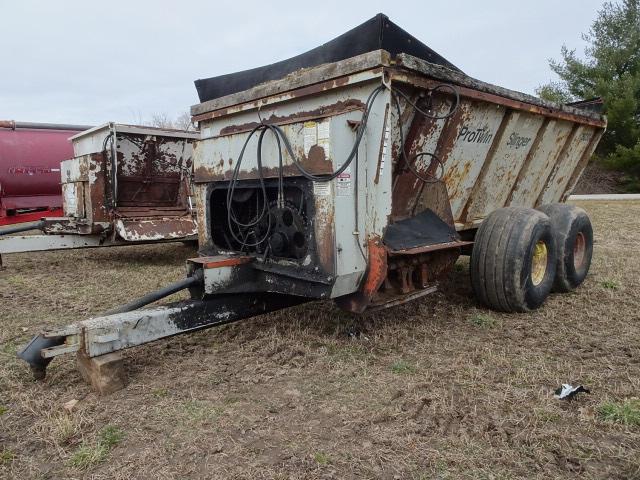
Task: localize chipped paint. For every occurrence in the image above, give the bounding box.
[190,52,606,309]
[58,124,199,242]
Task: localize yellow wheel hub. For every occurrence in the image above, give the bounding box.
[531,240,548,286]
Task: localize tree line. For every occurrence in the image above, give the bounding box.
[537,0,640,192]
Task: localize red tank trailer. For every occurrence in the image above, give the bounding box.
[0,120,90,225]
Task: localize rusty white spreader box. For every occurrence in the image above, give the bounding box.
[56,123,199,241]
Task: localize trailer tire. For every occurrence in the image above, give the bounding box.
[470,207,557,312]
[537,203,593,292]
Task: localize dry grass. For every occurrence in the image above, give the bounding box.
[0,201,639,479]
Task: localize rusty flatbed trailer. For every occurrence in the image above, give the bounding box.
[18,14,606,391]
[0,123,199,266]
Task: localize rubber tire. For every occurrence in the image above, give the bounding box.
[537,203,593,292]
[470,207,557,313]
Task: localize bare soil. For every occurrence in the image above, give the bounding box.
[572,163,628,194]
[1,200,639,479]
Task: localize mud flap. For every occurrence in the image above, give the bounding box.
[383,209,460,251]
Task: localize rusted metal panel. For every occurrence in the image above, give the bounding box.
[562,130,605,201]
[192,82,379,183]
[507,119,574,208]
[464,111,545,222]
[58,124,198,241]
[191,51,390,117]
[194,184,209,248]
[312,181,336,275]
[333,236,387,313]
[392,55,605,128]
[365,90,395,241]
[61,182,85,218]
[437,100,507,221]
[114,217,198,241]
[194,121,334,182]
[115,134,187,208]
[537,126,597,206]
[216,100,365,137]
[60,153,107,227]
[390,92,451,218]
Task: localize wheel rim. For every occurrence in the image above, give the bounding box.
[531,240,548,286]
[573,232,586,270]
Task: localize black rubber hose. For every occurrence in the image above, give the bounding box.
[0,220,45,236]
[103,269,204,315]
[17,270,205,380]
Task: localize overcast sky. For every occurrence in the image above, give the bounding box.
[1,0,605,126]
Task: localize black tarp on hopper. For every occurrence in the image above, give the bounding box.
[194,13,460,103]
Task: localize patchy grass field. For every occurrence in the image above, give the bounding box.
[1,200,639,479]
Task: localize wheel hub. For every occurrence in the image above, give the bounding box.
[573,232,586,269]
[531,240,548,286]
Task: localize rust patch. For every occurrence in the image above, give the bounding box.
[193,69,384,123]
[116,215,197,241]
[360,237,387,301]
[189,255,252,268]
[218,99,365,136]
[313,193,335,275]
[390,89,465,219]
[307,145,327,166]
[374,103,390,185]
[390,91,430,216]
[334,236,387,314]
[504,118,550,206]
[88,152,109,223]
[389,71,606,128]
[193,153,333,183]
[456,109,512,224]
[534,124,581,207]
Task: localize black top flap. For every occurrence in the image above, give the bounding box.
[194,13,460,103]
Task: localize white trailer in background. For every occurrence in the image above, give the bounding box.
[0,123,199,266]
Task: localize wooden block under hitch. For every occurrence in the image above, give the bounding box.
[77,351,127,395]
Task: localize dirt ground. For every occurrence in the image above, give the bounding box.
[1,200,639,479]
[572,163,628,195]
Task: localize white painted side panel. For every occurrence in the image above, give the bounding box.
[441,101,506,220]
[466,111,545,220]
[509,119,573,207]
[539,126,595,205]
